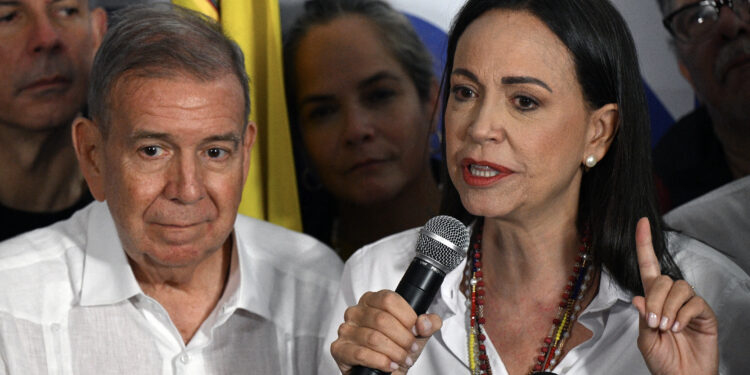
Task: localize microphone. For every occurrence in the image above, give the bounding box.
[351,215,470,375]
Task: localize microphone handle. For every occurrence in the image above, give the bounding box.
[350,368,388,375]
[351,258,446,375]
[394,257,445,315]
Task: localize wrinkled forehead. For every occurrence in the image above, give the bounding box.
[105,72,247,134]
[112,68,244,109]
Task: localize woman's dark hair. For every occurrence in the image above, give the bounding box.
[439,0,682,295]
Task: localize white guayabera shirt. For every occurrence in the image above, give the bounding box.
[665,175,750,277]
[319,228,750,375]
[0,201,343,375]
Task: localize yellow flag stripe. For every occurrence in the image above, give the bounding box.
[172,0,218,21]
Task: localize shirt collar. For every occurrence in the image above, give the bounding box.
[435,245,635,319]
[78,202,257,313]
[79,201,142,307]
[78,206,308,324]
[583,266,633,314]
[216,225,273,321]
[430,238,636,369]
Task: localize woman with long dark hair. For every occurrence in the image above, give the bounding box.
[320,0,750,374]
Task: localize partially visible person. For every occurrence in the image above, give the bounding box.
[665,175,750,275]
[320,0,750,374]
[0,0,107,241]
[284,0,441,259]
[0,5,342,374]
[653,0,750,211]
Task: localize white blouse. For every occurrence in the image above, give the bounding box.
[318,227,750,375]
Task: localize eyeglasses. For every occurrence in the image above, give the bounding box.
[662,0,750,43]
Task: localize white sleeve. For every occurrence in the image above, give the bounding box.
[317,256,361,375]
[0,351,7,375]
[315,231,418,375]
[713,276,750,374]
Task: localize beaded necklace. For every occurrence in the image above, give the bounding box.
[463,219,593,375]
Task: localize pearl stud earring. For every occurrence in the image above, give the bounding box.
[584,155,597,168]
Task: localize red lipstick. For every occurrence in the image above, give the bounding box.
[461,158,513,187]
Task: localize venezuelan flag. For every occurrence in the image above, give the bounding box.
[173,0,302,232]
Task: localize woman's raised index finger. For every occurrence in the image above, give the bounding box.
[635,217,661,291]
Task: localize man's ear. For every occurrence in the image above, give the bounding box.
[241,121,258,183]
[89,7,108,53]
[582,103,619,166]
[72,117,106,201]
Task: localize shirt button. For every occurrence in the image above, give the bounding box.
[180,353,191,364]
[51,324,60,332]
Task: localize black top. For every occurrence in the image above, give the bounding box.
[653,106,733,212]
[0,190,94,241]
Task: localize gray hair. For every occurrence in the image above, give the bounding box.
[88,4,250,135]
[283,0,435,120]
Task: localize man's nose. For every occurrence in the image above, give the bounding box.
[716,3,750,39]
[27,14,64,54]
[164,156,206,204]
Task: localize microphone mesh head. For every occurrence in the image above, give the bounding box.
[416,215,470,273]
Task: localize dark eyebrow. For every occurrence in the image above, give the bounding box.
[501,76,553,93]
[203,133,241,148]
[451,68,480,83]
[298,93,334,108]
[130,130,172,143]
[298,71,401,108]
[452,69,553,93]
[357,71,400,90]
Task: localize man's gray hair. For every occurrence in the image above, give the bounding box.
[88,4,250,135]
[283,0,435,111]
